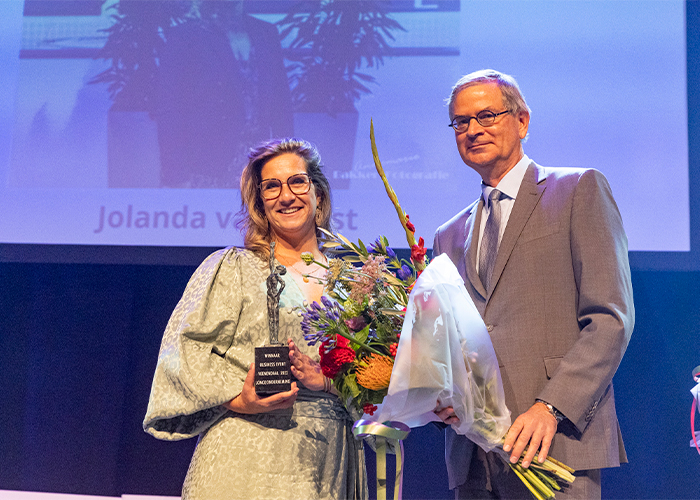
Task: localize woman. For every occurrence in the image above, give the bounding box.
[143,138,367,499]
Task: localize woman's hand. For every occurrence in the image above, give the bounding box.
[224,363,298,414]
[288,338,326,392]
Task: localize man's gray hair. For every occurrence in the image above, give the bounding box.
[447,69,531,119]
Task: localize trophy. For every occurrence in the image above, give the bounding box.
[254,242,292,395]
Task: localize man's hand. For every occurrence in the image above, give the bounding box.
[434,403,461,426]
[503,402,558,467]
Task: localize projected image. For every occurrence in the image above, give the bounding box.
[10,0,409,190]
[0,0,690,252]
[100,0,294,189]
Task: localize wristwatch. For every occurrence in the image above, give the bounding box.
[536,399,565,423]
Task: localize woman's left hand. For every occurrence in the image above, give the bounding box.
[288,338,325,392]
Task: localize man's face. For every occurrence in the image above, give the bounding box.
[451,82,530,185]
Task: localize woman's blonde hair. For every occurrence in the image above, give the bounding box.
[237,138,332,258]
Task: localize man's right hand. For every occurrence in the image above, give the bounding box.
[434,403,461,426]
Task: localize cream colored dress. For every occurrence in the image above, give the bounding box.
[143,248,367,500]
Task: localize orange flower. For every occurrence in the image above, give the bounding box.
[356,354,394,391]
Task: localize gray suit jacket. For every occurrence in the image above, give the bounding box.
[433,162,634,489]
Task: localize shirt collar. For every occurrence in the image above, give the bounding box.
[481,154,530,205]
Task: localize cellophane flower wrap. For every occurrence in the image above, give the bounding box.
[369,253,511,452]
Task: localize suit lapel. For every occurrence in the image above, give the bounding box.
[464,198,487,299]
[488,162,546,299]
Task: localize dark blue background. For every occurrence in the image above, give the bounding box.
[1,261,699,498]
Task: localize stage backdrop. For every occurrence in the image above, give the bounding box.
[1,1,700,499]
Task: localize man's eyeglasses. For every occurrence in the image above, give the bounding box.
[260,173,312,200]
[448,109,510,133]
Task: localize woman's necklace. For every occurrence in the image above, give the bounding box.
[277,254,327,282]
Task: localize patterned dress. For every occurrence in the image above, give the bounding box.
[143,248,367,500]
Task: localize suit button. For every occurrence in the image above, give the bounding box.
[486,324,494,332]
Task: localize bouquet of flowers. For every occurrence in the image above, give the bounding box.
[299,126,428,414]
[299,122,575,500]
[300,228,426,416]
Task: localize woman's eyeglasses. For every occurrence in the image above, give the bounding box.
[259,173,311,200]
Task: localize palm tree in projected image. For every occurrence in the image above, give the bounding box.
[90,1,295,189]
[90,1,191,112]
[277,0,405,189]
[90,1,192,188]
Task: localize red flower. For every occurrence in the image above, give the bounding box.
[319,335,355,379]
[411,237,427,263]
[405,214,416,233]
[389,343,398,357]
[363,403,378,416]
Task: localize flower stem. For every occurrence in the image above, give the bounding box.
[370,120,419,252]
[509,464,547,500]
[306,258,330,270]
[544,456,575,475]
[531,467,561,492]
[519,465,555,499]
[336,331,385,357]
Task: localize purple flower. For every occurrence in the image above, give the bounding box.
[304,328,330,346]
[300,296,347,352]
[303,310,320,321]
[397,264,412,281]
[368,237,383,254]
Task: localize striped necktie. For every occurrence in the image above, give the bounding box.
[479,189,504,290]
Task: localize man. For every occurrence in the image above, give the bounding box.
[432,69,634,499]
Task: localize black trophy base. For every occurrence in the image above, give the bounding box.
[254,345,292,396]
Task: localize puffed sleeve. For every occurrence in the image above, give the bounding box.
[143,247,246,440]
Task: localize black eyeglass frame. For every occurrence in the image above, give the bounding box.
[259,173,312,201]
[448,109,511,132]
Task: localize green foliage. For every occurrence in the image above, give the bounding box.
[276,0,405,114]
[89,1,192,108]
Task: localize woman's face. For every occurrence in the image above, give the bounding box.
[260,153,320,246]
